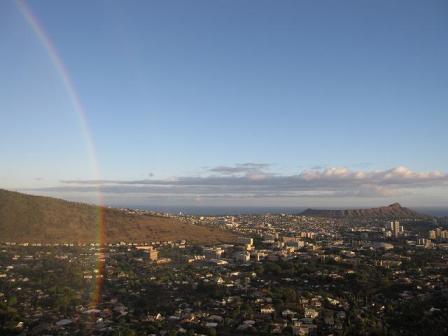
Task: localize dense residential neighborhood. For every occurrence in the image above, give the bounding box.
[1,213,448,335]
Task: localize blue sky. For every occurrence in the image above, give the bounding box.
[1,0,448,207]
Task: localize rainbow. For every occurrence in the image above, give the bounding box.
[16,0,106,307]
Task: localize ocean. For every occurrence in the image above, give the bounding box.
[118,205,448,217]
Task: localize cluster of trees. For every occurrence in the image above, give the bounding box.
[0,301,21,335]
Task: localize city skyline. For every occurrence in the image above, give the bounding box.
[1,0,448,207]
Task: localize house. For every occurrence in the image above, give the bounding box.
[304,308,319,319]
[282,309,296,318]
[260,306,275,314]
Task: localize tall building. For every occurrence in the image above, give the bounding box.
[149,249,158,261]
[391,221,401,238]
[390,222,395,231]
[429,230,437,240]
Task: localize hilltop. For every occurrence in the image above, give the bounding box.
[300,203,430,219]
[0,189,235,244]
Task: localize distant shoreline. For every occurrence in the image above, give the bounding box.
[114,205,448,217]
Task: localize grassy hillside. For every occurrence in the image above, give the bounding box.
[0,189,235,244]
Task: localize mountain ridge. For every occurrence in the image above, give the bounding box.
[0,189,235,244]
[300,202,430,219]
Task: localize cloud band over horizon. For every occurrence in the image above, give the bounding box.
[26,164,448,205]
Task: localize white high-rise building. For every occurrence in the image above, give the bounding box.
[391,221,401,238]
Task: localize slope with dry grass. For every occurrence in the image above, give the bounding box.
[0,189,235,244]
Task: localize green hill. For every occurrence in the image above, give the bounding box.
[0,189,234,244]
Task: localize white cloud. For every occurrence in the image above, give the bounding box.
[44,164,448,201]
